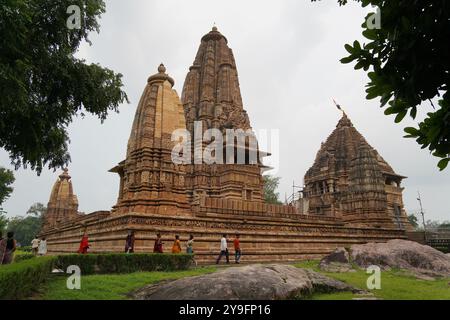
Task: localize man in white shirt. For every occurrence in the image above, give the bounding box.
[31,236,40,256]
[216,234,230,264]
[38,237,48,256]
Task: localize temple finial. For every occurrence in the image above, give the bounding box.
[59,167,71,180]
[158,63,166,74]
[212,22,217,32]
[148,63,174,87]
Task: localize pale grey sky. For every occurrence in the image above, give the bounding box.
[1,0,448,221]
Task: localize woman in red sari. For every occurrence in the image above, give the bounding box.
[78,232,89,254]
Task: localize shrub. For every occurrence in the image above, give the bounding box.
[0,253,192,299]
[18,246,32,253]
[55,253,193,275]
[0,256,56,300]
[14,252,35,263]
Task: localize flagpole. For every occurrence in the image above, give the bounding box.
[332,98,345,114]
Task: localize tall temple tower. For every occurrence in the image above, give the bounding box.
[42,168,80,230]
[181,26,265,202]
[303,113,411,229]
[110,64,191,215]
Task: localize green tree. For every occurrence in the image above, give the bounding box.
[6,203,45,246]
[0,211,8,234]
[315,0,450,170]
[407,214,419,229]
[0,167,15,206]
[263,175,282,204]
[26,202,47,217]
[438,221,450,231]
[0,0,128,174]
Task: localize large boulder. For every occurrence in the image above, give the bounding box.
[350,239,450,278]
[319,247,354,272]
[129,264,363,300]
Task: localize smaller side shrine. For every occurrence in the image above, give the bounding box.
[299,113,411,230]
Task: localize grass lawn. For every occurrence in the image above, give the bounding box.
[37,260,450,300]
[40,267,217,300]
[293,260,450,300]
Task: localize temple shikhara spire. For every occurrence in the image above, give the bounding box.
[42,168,80,231]
[110,64,190,215]
[301,113,411,229]
[182,26,265,201]
[39,28,413,261]
[182,26,251,133]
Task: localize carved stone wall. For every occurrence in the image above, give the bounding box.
[42,211,407,263]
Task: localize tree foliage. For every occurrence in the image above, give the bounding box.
[0,211,8,233]
[0,167,15,206]
[6,202,45,246]
[0,0,128,174]
[314,0,450,170]
[263,175,282,204]
[414,218,450,232]
[407,214,419,229]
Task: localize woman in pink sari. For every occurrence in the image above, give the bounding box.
[0,231,6,264]
[1,231,16,264]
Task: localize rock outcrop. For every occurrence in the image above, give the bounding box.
[319,247,354,272]
[320,239,450,279]
[350,239,450,278]
[130,264,363,300]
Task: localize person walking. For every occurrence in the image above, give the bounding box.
[171,235,182,253]
[153,233,163,253]
[125,230,135,253]
[186,235,194,254]
[38,237,48,256]
[233,234,241,264]
[31,236,40,256]
[1,232,16,264]
[216,234,229,264]
[78,232,89,254]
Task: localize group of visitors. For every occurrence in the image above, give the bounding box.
[1,229,243,265]
[80,231,242,264]
[122,231,195,255]
[216,234,241,264]
[151,232,242,264]
[0,232,48,265]
[150,233,195,255]
[31,236,48,256]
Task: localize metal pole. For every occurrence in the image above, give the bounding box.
[292,180,295,204]
[417,191,427,242]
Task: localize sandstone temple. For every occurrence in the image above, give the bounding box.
[40,27,411,262]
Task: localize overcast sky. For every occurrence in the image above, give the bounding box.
[1,0,448,222]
